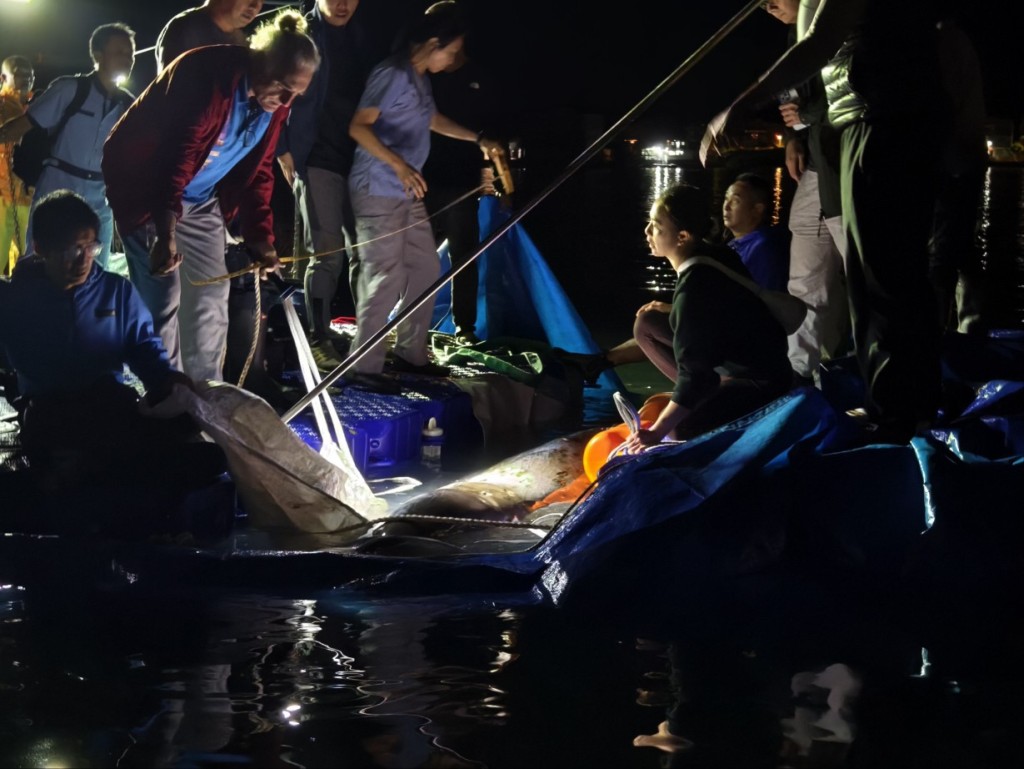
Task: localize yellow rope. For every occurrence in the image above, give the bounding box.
[209,181,494,389]
[236,270,261,388]
[189,183,487,287]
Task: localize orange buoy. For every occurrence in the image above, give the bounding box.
[582,424,629,482]
[582,421,653,482]
[638,392,672,424]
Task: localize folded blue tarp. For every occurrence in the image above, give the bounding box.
[432,195,623,390]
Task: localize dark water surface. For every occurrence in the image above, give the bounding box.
[3,571,1023,767]
[519,158,1024,342]
[2,164,1023,768]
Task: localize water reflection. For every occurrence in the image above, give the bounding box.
[976,166,1024,326]
[114,594,523,768]
[648,165,689,208]
[603,162,1024,331]
[2,572,1024,768]
[624,603,1024,769]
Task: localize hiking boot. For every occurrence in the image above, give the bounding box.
[454,328,481,346]
[387,354,450,378]
[310,339,345,372]
[342,371,402,395]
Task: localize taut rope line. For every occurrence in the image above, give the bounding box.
[189,184,487,287]
[281,0,767,424]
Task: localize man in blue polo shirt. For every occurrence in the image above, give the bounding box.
[722,172,791,292]
[0,190,203,490]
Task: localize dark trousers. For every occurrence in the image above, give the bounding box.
[18,378,215,485]
[841,121,943,425]
[928,162,987,333]
[14,379,226,538]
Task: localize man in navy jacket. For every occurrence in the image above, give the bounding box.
[0,190,205,488]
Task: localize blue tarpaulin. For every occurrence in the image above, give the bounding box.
[432,195,622,390]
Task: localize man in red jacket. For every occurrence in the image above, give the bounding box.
[103,9,319,382]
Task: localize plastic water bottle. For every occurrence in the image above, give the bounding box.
[421,417,444,469]
[777,88,807,131]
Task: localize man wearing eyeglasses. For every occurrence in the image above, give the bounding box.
[0,190,209,499]
[103,9,320,384]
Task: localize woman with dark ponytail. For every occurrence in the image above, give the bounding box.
[342,0,506,394]
[617,183,794,447]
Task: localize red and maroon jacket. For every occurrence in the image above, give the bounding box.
[103,45,287,246]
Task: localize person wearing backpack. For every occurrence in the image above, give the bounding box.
[0,24,136,271]
[0,55,35,276]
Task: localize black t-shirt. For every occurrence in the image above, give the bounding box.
[670,244,792,408]
[422,57,504,190]
[306,23,366,176]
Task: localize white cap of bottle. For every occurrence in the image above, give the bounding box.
[422,417,443,439]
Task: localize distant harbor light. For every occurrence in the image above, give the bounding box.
[642,139,688,165]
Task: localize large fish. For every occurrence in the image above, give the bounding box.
[359,428,600,548]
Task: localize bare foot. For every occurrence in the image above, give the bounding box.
[633,720,693,753]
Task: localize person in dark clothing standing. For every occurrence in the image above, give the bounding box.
[277,0,380,371]
[422,42,506,346]
[623,184,793,449]
[156,0,264,70]
[702,0,950,443]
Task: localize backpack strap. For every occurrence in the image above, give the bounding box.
[678,255,762,295]
[678,256,808,334]
[50,74,93,144]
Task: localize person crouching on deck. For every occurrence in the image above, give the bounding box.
[624,184,793,450]
[0,190,223,510]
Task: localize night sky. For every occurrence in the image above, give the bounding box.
[1,0,1021,150]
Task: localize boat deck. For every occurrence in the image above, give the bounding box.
[0,327,606,535]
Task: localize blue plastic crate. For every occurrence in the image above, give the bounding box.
[290,389,422,473]
[395,376,484,468]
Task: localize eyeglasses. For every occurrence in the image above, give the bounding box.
[56,241,103,262]
[270,80,297,102]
